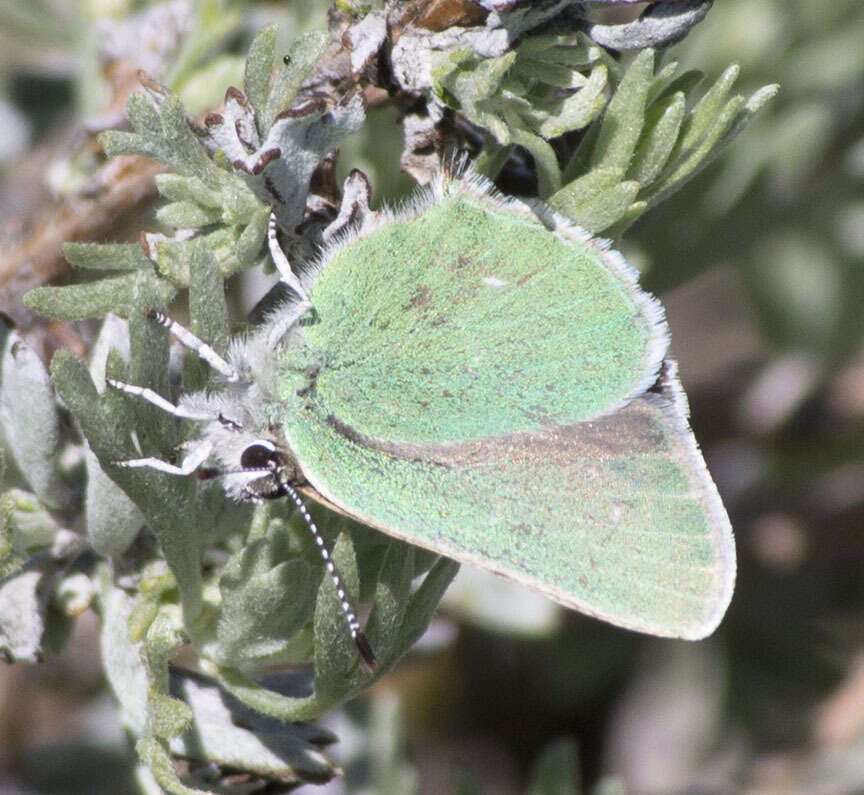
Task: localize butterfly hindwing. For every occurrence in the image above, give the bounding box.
[292,361,734,638]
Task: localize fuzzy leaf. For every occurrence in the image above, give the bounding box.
[313,531,364,700]
[0,327,67,508]
[215,538,316,666]
[534,64,608,139]
[643,84,779,207]
[0,566,48,662]
[548,168,641,233]
[678,64,740,154]
[186,238,231,391]
[155,174,221,208]
[587,0,712,51]
[628,92,687,185]
[156,200,222,228]
[0,528,81,663]
[51,342,204,618]
[244,24,276,129]
[507,121,561,197]
[562,119,603,183]
[235,206,269,268]
[24,273,176,321]
[592,49,655,173]
[364,542,416,669]
[85,316,143,557]
[399,557,460,649]
[172,672,335,784]
[62,242,154,271]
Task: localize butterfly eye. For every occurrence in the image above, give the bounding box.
[240,442,280,470]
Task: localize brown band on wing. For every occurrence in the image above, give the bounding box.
[323,397,667,469]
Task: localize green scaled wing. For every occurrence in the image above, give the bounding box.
[281,178,735,638]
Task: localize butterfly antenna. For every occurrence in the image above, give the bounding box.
[283,485,377,672]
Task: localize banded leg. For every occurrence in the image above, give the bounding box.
[107,379,218,422]
[145,309,240,382]
[115,439,213,476]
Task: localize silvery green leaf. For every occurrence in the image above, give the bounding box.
[677,64,739,154]
[548,168,641,233]
[0,326,68,508]
[184,238,230,392]
[215,535,316,667]
[125,90,164,140]
[52,330,204,617]
[154,174,221,208]
[515,34,595,69]
[102,90,217,188]
[647,59,680,103]
[85,315,143,557]
[313,531,363,701]
[102,574,334,789]
[562,118,603,182]
[591,49,655,173]
[24,273,176,321]
[0,567,47,662]
[62,242,154,271]
[235,206,269,269]
[0,528,81,663]
[171,672,336,785]
[660,95,746,186]
[399,557,460,650]
[262,31,329,131]
[644,84,778,207]
[516,58,583,89]
[364,541,415,669]
[586,0,712,52]
[628,92,686,185]
[534,64,608,139]
[505,119,562,196]
[156,200,222,228]
[243,24,276,125]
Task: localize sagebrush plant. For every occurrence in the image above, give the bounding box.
[0,0,776,791]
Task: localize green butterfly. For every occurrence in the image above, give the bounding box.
[111,171,735,666]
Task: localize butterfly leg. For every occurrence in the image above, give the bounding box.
[144,309,240,382]
[105,380,223,474]
[106,379,218,422]
[114,439,213,476]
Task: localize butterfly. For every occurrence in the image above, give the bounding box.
[109,170,735,668]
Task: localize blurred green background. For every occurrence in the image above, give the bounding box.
[2,0,864,792]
